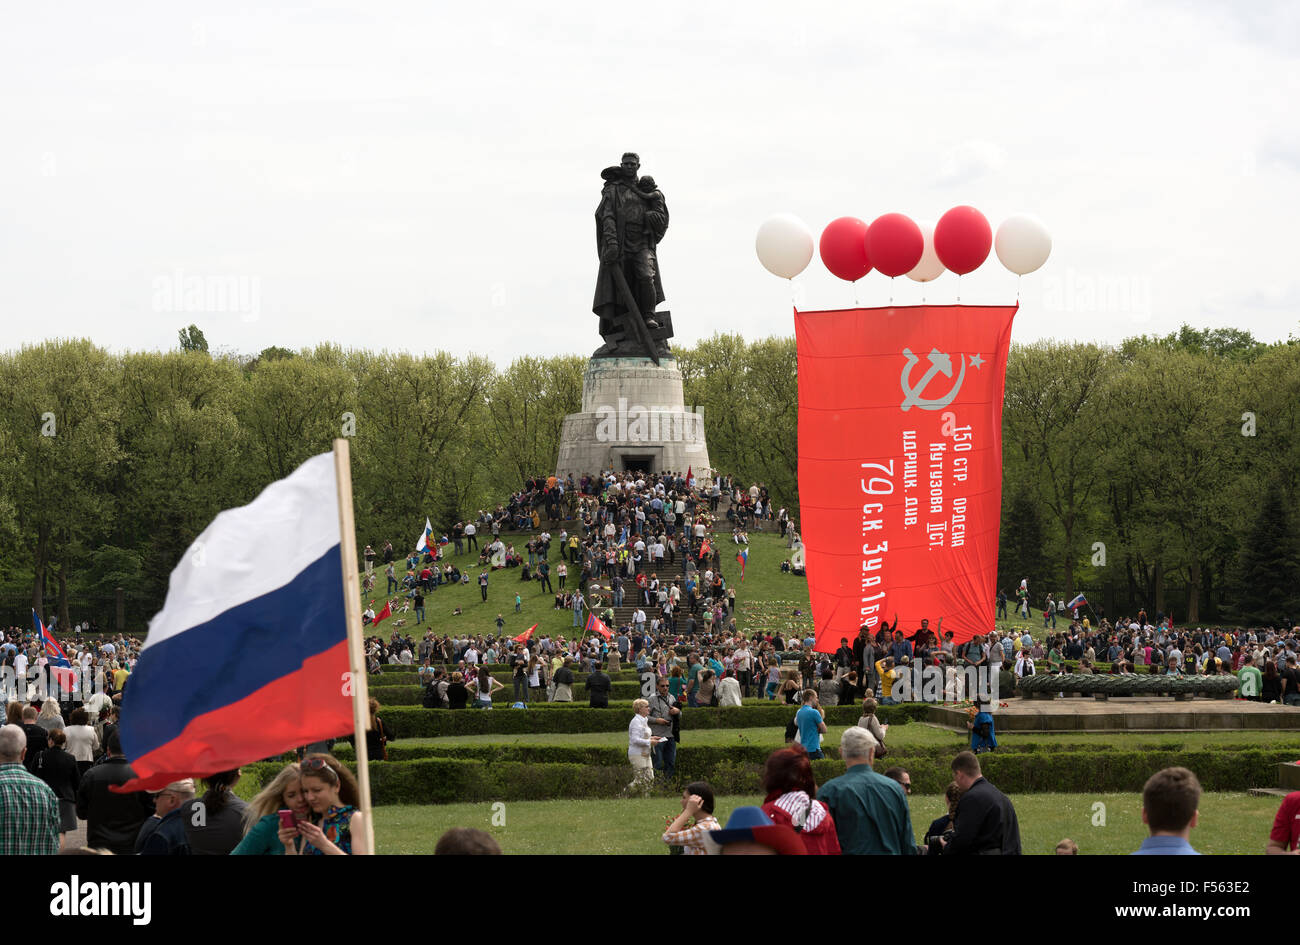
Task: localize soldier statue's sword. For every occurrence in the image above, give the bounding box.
[608,263,661,367]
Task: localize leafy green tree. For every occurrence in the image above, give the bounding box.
[1224,478,1300,625]
[0,341,123,624]
[1001,341,1115,598]
[178,325,208,353]
[998,484,1046,598]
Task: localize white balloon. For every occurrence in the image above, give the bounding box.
[906,220,945,282]
[755,213,814,280]
[995,214,1052,275]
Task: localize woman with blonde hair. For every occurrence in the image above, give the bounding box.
[37,697,64,733]
[232,762,311,855]
[64,707,100,778]
[626,698,661,796]
[280,754,369,855]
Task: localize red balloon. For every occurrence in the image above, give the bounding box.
[865,213,923,278]
[933,205,992,275]
[818,217,872,282]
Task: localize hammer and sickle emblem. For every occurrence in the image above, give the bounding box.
[900,348,966,411]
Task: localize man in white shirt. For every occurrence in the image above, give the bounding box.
[734,644,753,696]
[633,608,646,634]
[465,646,480,666]
[464,522,477,550]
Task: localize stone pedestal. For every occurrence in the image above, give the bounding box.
[555,356,712,480]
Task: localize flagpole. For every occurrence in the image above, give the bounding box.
[333,438,376,855]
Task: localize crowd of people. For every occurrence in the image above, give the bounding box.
[643,735,1271,855]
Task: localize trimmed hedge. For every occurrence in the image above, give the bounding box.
[331,737,1300,767]
[374,702,929,737]
[1017,673,1239,696]
[241,747,1300,804]
[375,680,668,704]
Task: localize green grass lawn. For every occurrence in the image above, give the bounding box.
[371,791,1281,855]
[366,529,809,643]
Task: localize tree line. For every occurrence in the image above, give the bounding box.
[0,324,1296,630]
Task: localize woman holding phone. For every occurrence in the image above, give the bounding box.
[232,762,310,855]
[279,754,369,855]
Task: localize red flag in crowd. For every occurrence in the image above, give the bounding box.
[585,612,612,639]
[514,623,537,643]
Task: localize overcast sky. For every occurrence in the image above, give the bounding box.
[1,0,1296,364]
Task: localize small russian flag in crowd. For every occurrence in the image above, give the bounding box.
[35,610,78,689]
[415,517,436,558]
[1067,593,1087,611]
[35,610,71,667]
[736,547,748,581]
[116,451,355,792]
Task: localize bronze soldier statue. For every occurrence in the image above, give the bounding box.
[591,152,672,361]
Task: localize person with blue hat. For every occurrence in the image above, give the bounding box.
[708,806,806,855]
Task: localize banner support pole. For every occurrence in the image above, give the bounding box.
[333,437,376,855]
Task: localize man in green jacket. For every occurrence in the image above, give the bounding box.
[1238,654,1263,701]
[816,727,915,855]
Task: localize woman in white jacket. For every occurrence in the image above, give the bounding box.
[626,699,661,796]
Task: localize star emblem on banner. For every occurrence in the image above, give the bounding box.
[969,353,985,370]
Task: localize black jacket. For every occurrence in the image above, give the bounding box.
[944,777,1021,855]
[586,671,612,707]
[21,723,48,773]
[76,756,155,855]
[35,745,80,802]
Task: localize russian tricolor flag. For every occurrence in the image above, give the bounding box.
[736,547,748,581]
[35,610,77,690]
[117,451,356,792]
[415,517,435,558]
[35,610,72,668]
[1067,593,1087,611]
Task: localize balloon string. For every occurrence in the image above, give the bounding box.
[853,280,859,308]
[1016,275,1021,305]
[790,278,796,311]
[956,274,961,305]
[889,277,894,306]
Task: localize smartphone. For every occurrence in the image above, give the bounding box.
[277,809,297,830]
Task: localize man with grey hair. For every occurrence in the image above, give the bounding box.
[134,778,196,853]
[814,726,915,855]
[0,723,61,854]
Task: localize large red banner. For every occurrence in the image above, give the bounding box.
[795,304,1017,651]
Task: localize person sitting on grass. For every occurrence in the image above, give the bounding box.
[662,782,721,855]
